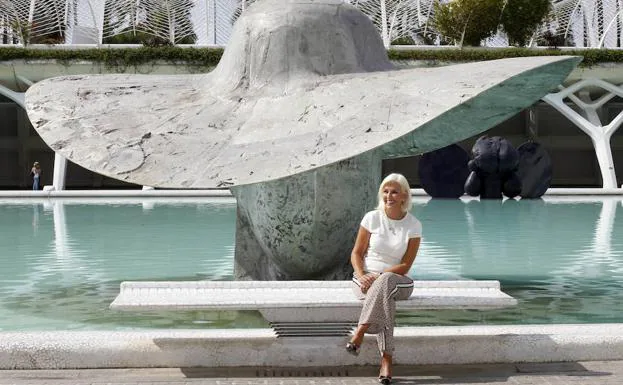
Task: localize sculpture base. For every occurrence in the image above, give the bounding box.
[231,151,381,280]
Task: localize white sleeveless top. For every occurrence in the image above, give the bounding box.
[360,209,422,273]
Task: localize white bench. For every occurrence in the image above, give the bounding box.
[110,280,517,337]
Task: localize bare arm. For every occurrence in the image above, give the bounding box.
[351,226,381,293]
[383,237,421,276]
[350,226,370,278]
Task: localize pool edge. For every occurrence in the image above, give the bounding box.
[0,187,621,199]
[1,324,622,369]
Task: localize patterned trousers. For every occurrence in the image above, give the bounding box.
[351,272,414,355]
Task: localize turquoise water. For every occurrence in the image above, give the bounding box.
[0,197,622,331]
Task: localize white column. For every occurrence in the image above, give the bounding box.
[50,154,68,191]
[380,0,389,48]
[542,78,622,189]
[207,0,217,44]
[28,0,36,23]
[0,84,70,191]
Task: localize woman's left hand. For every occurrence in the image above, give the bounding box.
[359,273,379,294]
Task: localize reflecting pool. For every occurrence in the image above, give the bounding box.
[0,196,622,331]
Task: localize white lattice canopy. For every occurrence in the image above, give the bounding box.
[1,0,623,47]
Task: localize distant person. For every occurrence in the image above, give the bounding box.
[346,173,422,385]
[30,162,41,191]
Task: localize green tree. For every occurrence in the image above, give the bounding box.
[9,20,31,46]
[501,0,551,47]
[432,0,504,47]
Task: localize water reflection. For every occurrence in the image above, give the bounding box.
[412,196,623,282]
[0,198,245,331]
[0,196,622,330]
[594,199,617,259]
[403,196,623,326]
[32,204,40,233]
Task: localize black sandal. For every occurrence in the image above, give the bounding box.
[378,375,392,384]
[345,341,360,356]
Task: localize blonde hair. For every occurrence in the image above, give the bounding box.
[376,173,412,213]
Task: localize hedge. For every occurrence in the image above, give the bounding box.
[1,46,623,68]
[387,47,623,67]
[0,46,224,70]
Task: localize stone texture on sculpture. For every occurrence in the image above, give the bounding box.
[25,0,579,189]
[232,151,381,280]
[24,0,580,279]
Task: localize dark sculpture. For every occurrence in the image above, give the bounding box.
[464,136,522,199]
[517,142,553,199]
[419,144,470,199]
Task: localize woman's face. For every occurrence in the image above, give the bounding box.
[382,182,405,211]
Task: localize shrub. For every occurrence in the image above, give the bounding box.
[537,30,573,48]
[432,0,504,47]
[102,27,195,46]
[391,36,416,45]
[501,0,551,47]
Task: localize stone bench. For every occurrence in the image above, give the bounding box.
[110,280,517,337]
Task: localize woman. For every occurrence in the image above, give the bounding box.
[31,162,41,191]
[346,173,422,384]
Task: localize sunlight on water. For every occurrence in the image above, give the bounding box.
[404,197,623,326]
[0,196,622,330]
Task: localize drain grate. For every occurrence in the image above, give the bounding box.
[256,369,350,377]
[270,321,357,337]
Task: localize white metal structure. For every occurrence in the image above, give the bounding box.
[2,0,623,48]
[548,0,623,48]
[542,79,623,189]
[0,0,235,45]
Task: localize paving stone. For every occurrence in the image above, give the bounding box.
[515,362,589,373]
[2,361,623,384]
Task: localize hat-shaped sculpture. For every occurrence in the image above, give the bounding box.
[210,0,394,93]
[25,0,580,189]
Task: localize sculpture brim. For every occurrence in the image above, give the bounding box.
[24,56,580,188]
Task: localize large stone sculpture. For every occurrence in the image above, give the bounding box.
[24,0,580,279]
[465,136,522,199]
[517,142,553,199]
[419,144,470,199]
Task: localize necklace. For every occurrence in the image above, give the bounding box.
[385,212,398,235]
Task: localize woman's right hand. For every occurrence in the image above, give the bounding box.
[359,273,379,294]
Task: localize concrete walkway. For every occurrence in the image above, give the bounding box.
[2,361,623,384]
